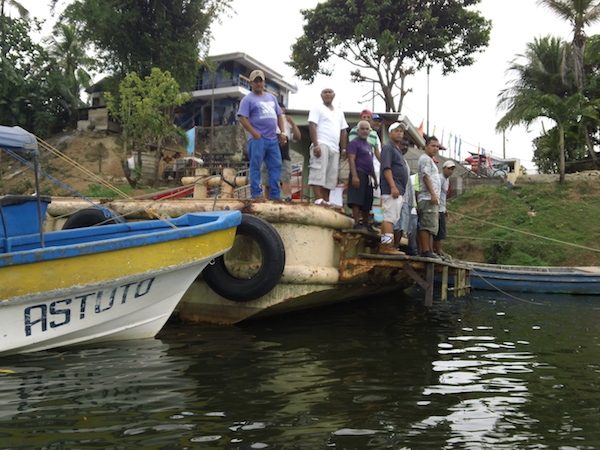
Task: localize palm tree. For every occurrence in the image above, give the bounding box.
[497,36,580,183]
[46,23,93,125]
[538,0,600,90]
[0,0,28,18]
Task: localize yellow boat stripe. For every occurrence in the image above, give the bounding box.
[1,228,235,300]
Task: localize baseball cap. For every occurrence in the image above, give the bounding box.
[249,70,265,81]
[388,122,407,133]
[371,113,382,121]
[443,160,456,168]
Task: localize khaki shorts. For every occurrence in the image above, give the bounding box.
[308,143,339,190]
[262,159,291,184]
[418,199,439,234]
[382,194,403,224]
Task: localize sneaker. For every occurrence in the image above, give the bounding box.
[314,198,331,206]
[379,244,406,255]
[420,251,441,260]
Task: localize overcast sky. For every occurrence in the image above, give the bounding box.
[19,0,600,171]
[208,0,600,171]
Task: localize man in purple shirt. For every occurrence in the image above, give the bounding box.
[347,120,377,230]
[237,69,286,200]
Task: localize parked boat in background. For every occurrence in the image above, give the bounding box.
[467,262,600,295]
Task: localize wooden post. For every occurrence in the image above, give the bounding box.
[457,269,465,297]
[424,262,434,307]
[441,265,449,302]
[193,168,210,199]
[221,167,236,199]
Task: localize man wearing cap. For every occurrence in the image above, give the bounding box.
[417,136,442,259]
[433,160,456,258]
[378,122,409,254]
[348,110,383,201]
[308,88,348,204]
[237,69,287,200]
[347,120,377,230]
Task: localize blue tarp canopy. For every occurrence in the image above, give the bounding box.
[0,125,38,152]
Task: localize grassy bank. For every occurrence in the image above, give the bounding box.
[444,178,600,266]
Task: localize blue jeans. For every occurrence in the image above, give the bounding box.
[248,137,282,199]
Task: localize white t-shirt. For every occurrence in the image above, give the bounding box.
[307,103,348,151]
[439,175,450,212]
[417,153,441,202]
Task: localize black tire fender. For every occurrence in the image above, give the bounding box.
[62,208,119,229]
[202,214,285,302]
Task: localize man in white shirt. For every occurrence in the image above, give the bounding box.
[307,88,348,204]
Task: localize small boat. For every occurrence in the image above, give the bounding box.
[0,126,242,355]
[467,262,600,295]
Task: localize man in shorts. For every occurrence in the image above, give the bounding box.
[417,136,442,259]
[347,120,377,231]
[379,122,409,254]
[307,88,348,205]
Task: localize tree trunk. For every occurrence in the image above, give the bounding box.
[558,122,565,184]
[153,141,162,188]
[585,127,599,166]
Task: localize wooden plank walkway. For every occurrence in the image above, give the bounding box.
[336,229,471,306]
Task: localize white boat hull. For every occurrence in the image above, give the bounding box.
[0,261,208,355]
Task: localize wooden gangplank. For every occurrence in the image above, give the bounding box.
[356,253,471,306]
[335,229,471,306]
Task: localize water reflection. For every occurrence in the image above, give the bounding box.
[0,339,196,448]
[0,292,599,448]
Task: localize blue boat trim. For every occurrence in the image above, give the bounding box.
[0,211,242,267]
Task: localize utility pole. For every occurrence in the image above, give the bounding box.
[426,65,430,136]
[502,130,506,159]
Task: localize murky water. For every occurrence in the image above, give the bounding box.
[1,291,599,449]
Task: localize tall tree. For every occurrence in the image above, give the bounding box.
[63,0,231,90]
[46,23,94,125]
[289,0,491,112]
[497,36,600,183]
[0,16,71,136]
[539,1,600,166]
[538,0,600,90]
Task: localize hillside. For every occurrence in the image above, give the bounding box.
[1,132,151,197]
[444,174,600,266]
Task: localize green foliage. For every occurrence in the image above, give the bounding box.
[497,35,600,182]
[289,0,490,112]
[106,68,189,185]
[0,16,71,136]
[63,0,231,89]
[84,183,134,198]
[445,180,600,266]
[45,23,93,126]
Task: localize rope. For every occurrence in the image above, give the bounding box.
[450,210,600,254]
[34,138,179,227]
[469,269,544,306]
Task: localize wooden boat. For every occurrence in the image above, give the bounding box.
[467,262,600,295]
[0,126,242,355]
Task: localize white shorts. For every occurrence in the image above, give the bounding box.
[308,143,339,190]
[382,194,404,224]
